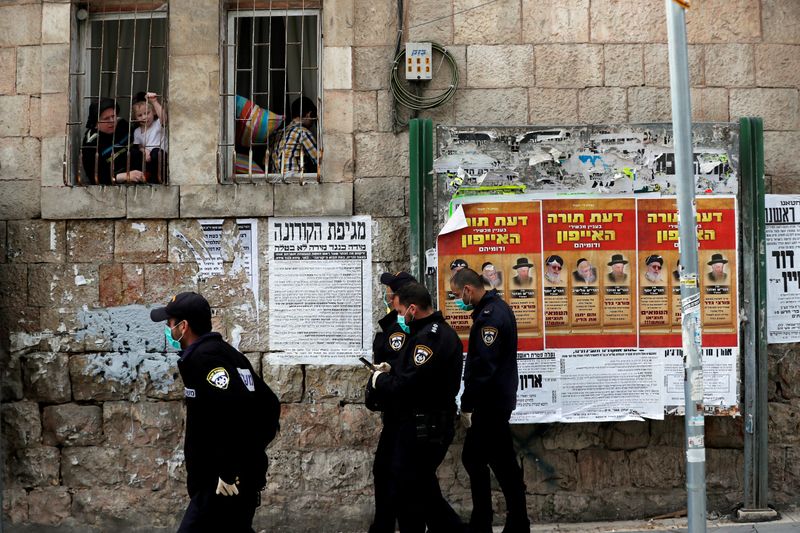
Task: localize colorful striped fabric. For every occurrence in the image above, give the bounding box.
[234,152,265,175]
[235,96,283,147]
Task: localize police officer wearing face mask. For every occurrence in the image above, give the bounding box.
[365,271,416,533]
[449,269,530,533]
[150,292,280,533]
[368,282,465,533]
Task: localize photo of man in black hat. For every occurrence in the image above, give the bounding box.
[572,258,597,284]
[543,255,564,285]
[643,254,664,284]
[511,257,534,287]
[450,258,468,273]
[707,253,729,283]
[606,254,629,284]
[481,262,503,289]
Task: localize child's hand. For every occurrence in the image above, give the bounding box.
[146,152,151,163]
[145,92,158,101]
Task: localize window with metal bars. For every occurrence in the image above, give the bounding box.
[66,2,169,186]
[221,5,321,183]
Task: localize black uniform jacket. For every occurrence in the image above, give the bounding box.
[371,311,463,421]
[365,310,410,411]
[177,332,269,496]
[461,290,519,413]
[81,120,142,185]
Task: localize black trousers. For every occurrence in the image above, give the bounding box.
[177,484,258,533]
[462,409,529,533]
[371,416,463,533]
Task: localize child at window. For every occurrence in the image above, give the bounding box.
[270,96,318,176]
[132,92,168,183]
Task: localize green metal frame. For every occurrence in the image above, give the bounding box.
[409,118,434,285]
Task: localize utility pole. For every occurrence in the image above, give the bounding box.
[665,1,707,531]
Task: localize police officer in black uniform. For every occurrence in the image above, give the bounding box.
[367,282,465,533]
[150,292,280,533]
[450,269,530,533]
[366,271,416,533]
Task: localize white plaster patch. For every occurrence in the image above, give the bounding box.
[131,222,147,233]
[230,324,244,351]
[50,222,57,251]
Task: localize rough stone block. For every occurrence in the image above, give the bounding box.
[141,353,183,400]
[21,352,71,403]
[604,44,643,87]
[97,263,144,307]
[762,0,800,44]
[26,487,71,526]
[114,220,168,263]
[643,44,703,87]
[372,217,409,262]
[407,0,453,43]
[775,345,800,400]
[705,415,744,448]
[649,415,685,447]
[262,359,304,403]
[34,93,69,137]
[322,46,353,90]
[168,55,218,186]
[27,264,99,308]
[575,449,630,491]
[102,400,183,447]
[1,401,42,450]
[7,220,65,263]
[627,446,684,488]
[170,0,218,56]
[2,487,28,524]
[0,265,27,309]
[61,446,124,487]
[704,44,755,87]
[535,45,603,88]
[691,87,729,122]
[353,46,394,91]
[142,263,199,303]
[769,401,800,446]
[69,353,137,401]
[755,44,800,87]
[0,47,15,94]
[323,90,354,134]
[322,132,355,183]
[764,132,800,176]
[122,446,174,490]
[529,88,579,124]
[770,174,800,195]
[354,0,395,46]
[454,88,528,125]
[42,2,71,44]
[305,365,366,404]
[272,403,354,449]
[41,186,127,219]
[524,449,579,493]
[41,135,66,187]
[685,0,761,43]
[14,45,40,95]
[0,4,41,47]
[273,182,353,215]
[599,421,650,450]
[706,448,743,490]
[541,422,600,450]
[180,184,274,218]
[41,44,69,94]
[453,0,521,45]
[578,87,627,124]
[42,404,103,447]
[353,91,378,132]
[66,220,114,263]
[354,132,408,177]
[0,180,40,220]
[627,86,671,123]
[354,176,405,217]
[299,448,374,493]
[522,0,589,43]
[322,0,354,47]
[466,45,533,88]
[730,88,799,131]
[127,185,180,219]
[9,446,60,489]
[590,0,666,43]
[70,486,186,528]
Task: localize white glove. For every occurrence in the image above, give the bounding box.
[371,362,391,388]
[216,477,239,496]
[461,412,473,429]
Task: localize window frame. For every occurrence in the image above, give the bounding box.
[221,8,323,183]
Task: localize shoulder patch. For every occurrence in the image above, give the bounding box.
[430,323,439,334]
[237,368,255,392]
[389,332,406,351]
[481,326,498,346]
[483,307,492,315]
[206,367,230,389]
[412,345,434,366]
[184,387,196,398]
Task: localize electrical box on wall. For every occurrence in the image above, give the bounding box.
[405,42,432,81]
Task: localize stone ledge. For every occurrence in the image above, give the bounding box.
[180,184,274,218]
[127,186,180,219]
[41,186,126,220]
[273,182,353,216]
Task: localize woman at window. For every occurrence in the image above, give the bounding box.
[81,98,144,185]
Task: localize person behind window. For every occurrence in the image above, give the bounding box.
[81,98,144,184]
[270,96,318,175]
[132,92,168,183]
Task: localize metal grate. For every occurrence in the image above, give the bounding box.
[220,2,321,184]
[66,1,169,186]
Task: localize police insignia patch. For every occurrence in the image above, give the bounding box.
[481,327,498,346]
[389,332,406,351]
[413,345,433,366]
[206,367,229,389]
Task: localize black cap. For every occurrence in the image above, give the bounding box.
[150,292,211,323]
[645,254,664,266]
[450,258,468,270]
[86,97,120,129]
[380,271,416,291]
[545,255,563,267]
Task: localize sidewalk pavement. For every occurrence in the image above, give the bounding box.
[518,508,800,533]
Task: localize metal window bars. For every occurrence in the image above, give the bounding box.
[66,1,169,186]
[220,1,321,184]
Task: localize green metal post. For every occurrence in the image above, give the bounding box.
[408,118,434,284]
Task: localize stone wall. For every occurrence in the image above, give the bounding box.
[1,0,799,531]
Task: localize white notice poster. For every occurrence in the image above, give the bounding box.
[268,216,372,364]
[765,195,800,344]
